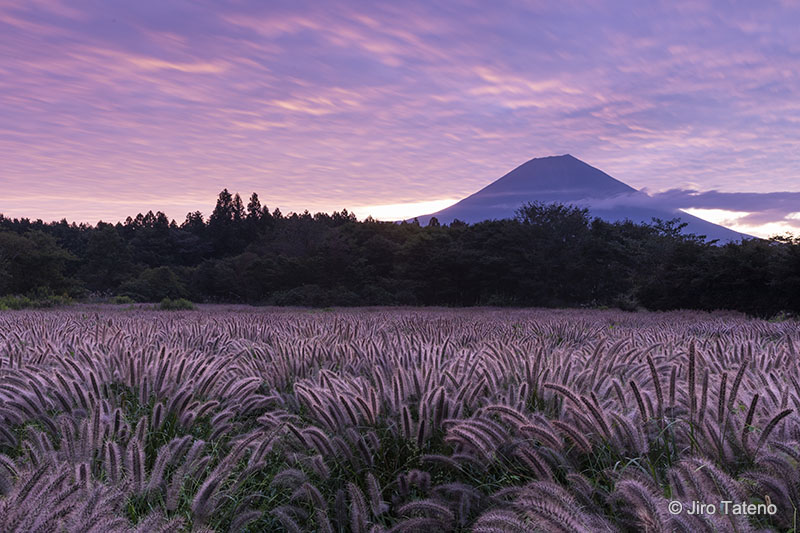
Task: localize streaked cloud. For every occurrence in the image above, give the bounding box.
[0,0,797,232]
[649,189,800,235]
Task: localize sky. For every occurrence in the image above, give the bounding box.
[1,0,799,237]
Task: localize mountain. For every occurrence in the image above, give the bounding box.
[414,154,750,242]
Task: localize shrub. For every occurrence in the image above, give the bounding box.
[768,310,798,322]
[159,297,195,310]
[119,266,187,302]
[268,285,329,307]
[269,285,362,307]
[0,295,32,310]
[0,292,72,310]
[111,295,135,305]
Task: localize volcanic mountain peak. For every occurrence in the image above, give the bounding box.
[471,154,636,199]
[414,155,750,243]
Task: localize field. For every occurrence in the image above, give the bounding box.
[0,307,799,532]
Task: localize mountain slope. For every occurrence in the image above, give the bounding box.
[414,155,750,242]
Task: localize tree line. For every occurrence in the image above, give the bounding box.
[1,189,798,315]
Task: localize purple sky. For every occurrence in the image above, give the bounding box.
[1,0,799,236]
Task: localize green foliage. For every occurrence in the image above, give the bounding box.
[0,295,31,310]
[268,284,361,307]
[111,295,135,305]
[120,266,187,302]
[159,297,195,310]
[80,224,135,291]
[2,193,800,315]
[0,292,72,310]
[768,310,798,322]
[0,229,77,295]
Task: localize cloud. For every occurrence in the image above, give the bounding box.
[0,1,799,224]
[647,189,800,213]
[609,189,800,237]
[564,188,800,236]
[647,189,800,230]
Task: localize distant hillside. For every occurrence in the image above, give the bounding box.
[415,154,750,243]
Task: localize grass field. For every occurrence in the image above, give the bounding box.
[0,306,798,532]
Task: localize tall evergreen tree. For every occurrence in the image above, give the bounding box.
[232,193,245,223]
[246,193,262,222]
[210,189,234,226]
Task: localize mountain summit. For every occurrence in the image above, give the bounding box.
[470,154,635,199]
[414,155,749,242]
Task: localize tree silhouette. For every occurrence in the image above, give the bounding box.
[0,190,796,314]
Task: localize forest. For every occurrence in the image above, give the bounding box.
[1,189,798,315]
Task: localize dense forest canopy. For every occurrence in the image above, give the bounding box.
[1,189,798,315]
